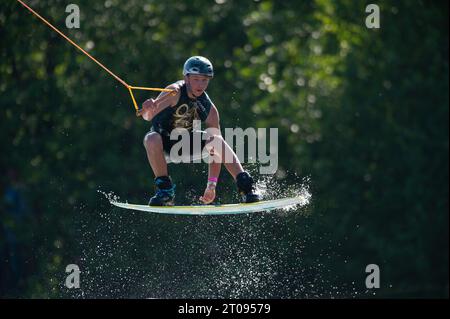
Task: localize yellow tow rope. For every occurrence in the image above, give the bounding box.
[16,0,175,116]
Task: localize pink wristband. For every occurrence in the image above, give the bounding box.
[208,177,218,183]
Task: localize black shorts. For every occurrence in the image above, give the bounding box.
[148,129,208,157]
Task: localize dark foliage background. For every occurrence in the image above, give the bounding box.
[1,0,448,298]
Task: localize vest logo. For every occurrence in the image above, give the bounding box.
[173,104,199,130]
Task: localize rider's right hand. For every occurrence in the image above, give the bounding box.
[138,98,158,120]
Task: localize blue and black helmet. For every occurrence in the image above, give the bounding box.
[183,56,214,78]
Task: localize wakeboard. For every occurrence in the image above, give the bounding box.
[110,195,308,215]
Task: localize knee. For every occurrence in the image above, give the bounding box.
[206,134,224,146]
[143,132,163,150]
[205,134,225,155]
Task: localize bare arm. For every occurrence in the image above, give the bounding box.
[199,104,222,204]
[205,104,222,179]
[205,104,243,178]
[205,104,220,131]
[138,83,181,121]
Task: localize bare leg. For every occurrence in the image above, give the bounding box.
[205,135,259,202]
[205,135,243,180]
[143,132,168,177]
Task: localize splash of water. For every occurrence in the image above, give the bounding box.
[73,171,363,299]
[97,189,121,203]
